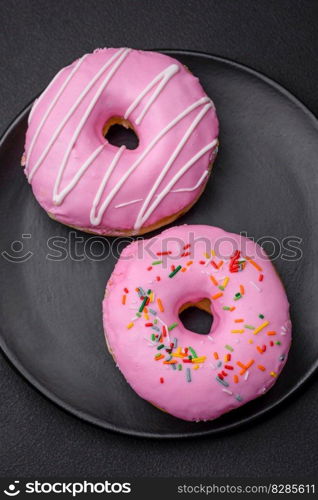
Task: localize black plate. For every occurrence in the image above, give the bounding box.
[1,51,318,438]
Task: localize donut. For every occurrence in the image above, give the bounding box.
[23,48,219,236]
[103,225,292,422]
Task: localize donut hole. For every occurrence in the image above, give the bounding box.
[179,298,213,335]
[103,116,139,150]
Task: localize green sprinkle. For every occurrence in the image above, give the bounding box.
[169,265,182,278]
[139,296,148,313]
[189,346,198,358]
[136,312,141,318]
[223,306,231,310]
[147,289,151,295]
[275,341,282,345]
[151,334,156,341]
[178,363,182,371]
[154,318,158,324]
[152,260,163,265]
[259,314,264,319]
[168,322,178,331]
[216,376,229,387]
[186,368,192,382]
[234,293,242,301]
[155,353,162,359]
[219,286,224,291]
[157,344,165,350]
[244,324,255,330]
[225,344,234,352]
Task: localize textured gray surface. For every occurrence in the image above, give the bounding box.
[0,0,317,477]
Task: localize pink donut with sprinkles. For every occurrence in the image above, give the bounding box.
[23,48,219,235]
[103,225,292,422]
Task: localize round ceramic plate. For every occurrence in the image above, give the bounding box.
[0,51,317,438]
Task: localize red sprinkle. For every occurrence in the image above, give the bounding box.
[145,323,153,327]
[224,364,234,370]
[160,377,164,384]
[218,373,224,380]
[162,326,167,337]
[199,260,205,265]
[211,260,218,269]
[259,274,264,282]
[156,276,161,281]
[270,341,274,346]
[171,265,175,271]
[124,287,129,293]
[183,244,191,250]
[147,266,153,271]
[181,251,190,257]
[157,251,171,256]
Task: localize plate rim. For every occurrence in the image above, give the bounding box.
[1,49,318,439]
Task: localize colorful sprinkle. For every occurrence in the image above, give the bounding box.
[212,292,223,300]
[169,265,182,278]
[253,321,269,335]
[157,298,164,312]
[186,368,192,382]
[225,344,234,352]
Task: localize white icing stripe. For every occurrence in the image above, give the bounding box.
[90,146,126,225]
[115,198,143,209]
[53,48,131,203]
[53,143,106,204]
[90,97,211,224]
[28,47,128,182]
[137,140,217,228]
[124,64,179,125]
[172,170,209,192]
[134,102,213,229]
[26,55,87,171]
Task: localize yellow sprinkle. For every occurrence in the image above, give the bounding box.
[191,356,207,363]
[127,322,134,329]
[253,321,269,335]
[222,277,229,288]
[231,329,245,334]
[144,312,149,320]
[172,353,185,358]
[177,346,182,354]
[193,364,200,370]
[248,339,254,344]
[204,252,210,259]
[149,292,154,303]
[270,371,277,378]
[211,249,216,256]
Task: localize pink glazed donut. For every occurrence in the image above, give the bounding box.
[23,48,219,235]
[103,225,292,422]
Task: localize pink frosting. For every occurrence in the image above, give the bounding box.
[103,225,291,422]
[24,48,219,234]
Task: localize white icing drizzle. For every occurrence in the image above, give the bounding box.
[28,48,130,182]
[124,64,179,125]
[53,49,131,204]
[90,96,211,226]
[26,55,87,171]
[90,146,126,225]
[135,139,217,229]
[171,170,209,193]
[115,198,144,209]
[54,143,106,204]
[134,102,213,229]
